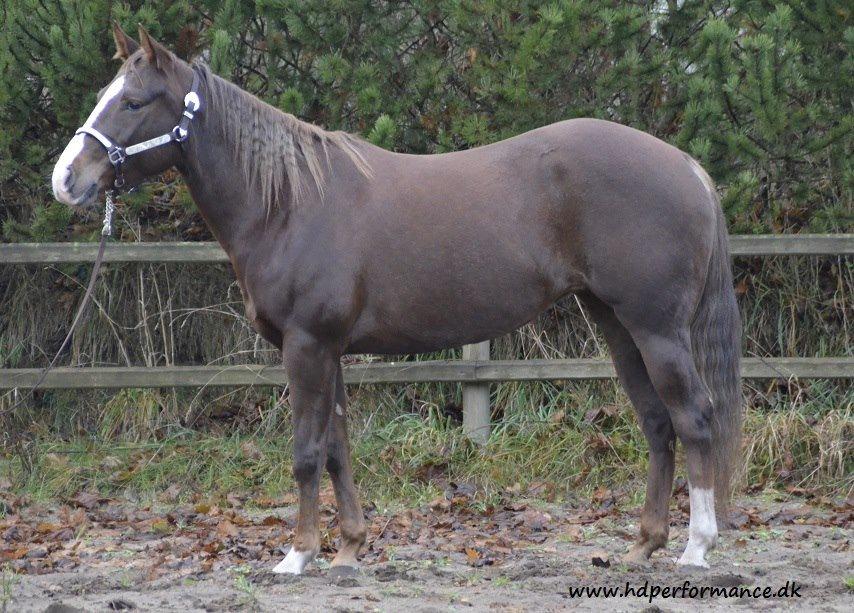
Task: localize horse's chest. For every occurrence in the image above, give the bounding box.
[238,279,283,348]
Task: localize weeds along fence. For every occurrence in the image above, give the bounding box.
[1,234,852,443]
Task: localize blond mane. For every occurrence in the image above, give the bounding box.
[196,63,371,213]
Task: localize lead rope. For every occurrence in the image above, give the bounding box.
[1,193,114,417]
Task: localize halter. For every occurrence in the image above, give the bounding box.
[74,67,202,190]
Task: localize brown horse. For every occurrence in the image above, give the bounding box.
[52,25,742,572]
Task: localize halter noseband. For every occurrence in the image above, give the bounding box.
[75,67,202,189]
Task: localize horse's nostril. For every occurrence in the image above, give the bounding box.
[63,171,75,192]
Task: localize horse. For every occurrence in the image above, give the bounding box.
[51,24,742,573]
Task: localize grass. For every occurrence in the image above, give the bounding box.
[0,254,851,506]
[0,564,17,613]
[2,378,850,508]
[230,564,259,608]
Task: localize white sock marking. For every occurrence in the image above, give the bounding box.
[272,547,316,574]
[678,486,717,568]
[52,76,125,202]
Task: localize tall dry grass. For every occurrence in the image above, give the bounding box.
[0,253,851,499]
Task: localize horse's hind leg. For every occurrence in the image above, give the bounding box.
[579,295,675,563]
[326,366,367,570]
[619,322,718,568]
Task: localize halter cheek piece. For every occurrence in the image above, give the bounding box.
[74,67,202,190]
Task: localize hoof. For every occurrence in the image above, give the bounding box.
[329,565,359,579]
[676,551,710,569]
[623,539,664,567]
[677,561,710,570]
[272,547,317,575]
[622,551,652,567]
[677,536,714,569]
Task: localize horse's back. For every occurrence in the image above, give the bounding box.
[337,118,721,352]
[365,117,716,228]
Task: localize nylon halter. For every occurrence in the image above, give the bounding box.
[75,67,202,190]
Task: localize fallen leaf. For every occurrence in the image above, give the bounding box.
[216,520,238,539]
[0,547,28,561]
[70,492,101,510]
[591,550,610,568]
[151,519,172,535]
[159,483,182,503]
[240,440,264,461]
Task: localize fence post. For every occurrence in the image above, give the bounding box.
[462,341,491,445]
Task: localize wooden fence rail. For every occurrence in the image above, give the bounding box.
[1,358,852,390]
[2,234,852,442]
[1,234,852,264]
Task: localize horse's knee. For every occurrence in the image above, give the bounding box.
[293,442,324,483]
[326,452,342,476]
[325,429,349,476]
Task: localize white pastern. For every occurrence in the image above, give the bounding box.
[272,547,316,575]
[52,76,125,201]
[677,486,717,568]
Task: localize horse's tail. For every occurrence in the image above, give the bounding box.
[690,197,743,525]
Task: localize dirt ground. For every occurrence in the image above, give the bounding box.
[3,488,851,612]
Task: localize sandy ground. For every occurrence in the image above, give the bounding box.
[4,493,851,612]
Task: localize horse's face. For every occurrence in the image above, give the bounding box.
[52,24,186,210]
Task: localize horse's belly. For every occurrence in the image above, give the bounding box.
[346,260,574,354]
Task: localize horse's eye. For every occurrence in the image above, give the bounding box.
[126,100,143,111]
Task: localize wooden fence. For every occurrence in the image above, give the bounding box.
[2,234,852,442]
[2,234,852,264]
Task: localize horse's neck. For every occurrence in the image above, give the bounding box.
[179,110,285,260]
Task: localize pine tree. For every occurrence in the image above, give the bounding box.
[0,0,195,240]
[0,1,850,239]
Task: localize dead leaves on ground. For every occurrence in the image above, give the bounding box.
[0,483,851,580]
[0,492,295,578]
[0,482,579,578]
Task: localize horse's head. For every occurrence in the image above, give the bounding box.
[52,23,192,210]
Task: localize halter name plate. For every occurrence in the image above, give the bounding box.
[125,133,174,156]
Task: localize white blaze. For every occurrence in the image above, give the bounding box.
[677,486,717,568]
[52,75,126,201]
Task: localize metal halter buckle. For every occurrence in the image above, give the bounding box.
[184,91,200,112]
[107,146,126,166]
[171,125,189,143]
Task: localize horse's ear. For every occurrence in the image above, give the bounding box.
[111,21,139,61]
[137,24,173,70]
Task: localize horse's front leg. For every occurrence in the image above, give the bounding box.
[272,329,338,575]
[326,365,367,570]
